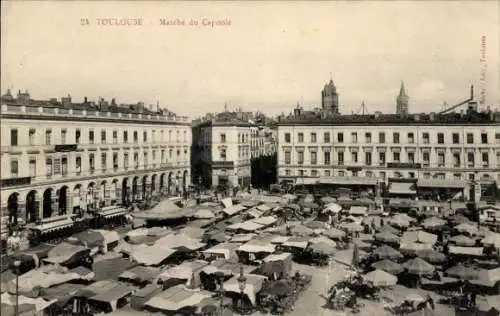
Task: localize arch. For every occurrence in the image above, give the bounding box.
[167,172,173,195]
[87,182,96,211]
[58,185,69,215]
[122,178,129,206]
[25,190,38,223]
[7,192,19,225]
[73,184,82,214]
[42,188,53,218]
[160,173,166,190]
[151,174,157,193]
[142,175,148,200]
[100,180,108,207]
[183,170,188,190]
[111,179,119,205]
[132,176,139,201]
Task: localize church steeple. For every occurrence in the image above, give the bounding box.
[396,81,409,116]
[321,75,339,113]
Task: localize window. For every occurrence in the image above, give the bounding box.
[454,173,462,180]
[298,133,304,143]
[45,129,52,145]
[497,152,500,167]
[408,152,415,163]
[393,132,400,144]
[29,129,36,145]
[338,170,345,177]
[338,152,344,165]
[46,158,53,177]
[298,170,304,177]
[496,133,500,144]
[379,152,386,165]
[134,152,139,168]
[467,152,475,166]
[351,152,358,163]
[176,131,180,142]
[366,171,373,177]
[380,171,386,179]
[437,133,444,144]
[379,132,385,144]
[113,153,118,171]
[124,153,129,169]
[422,132,429,144]
[393,152,400,162]
[123,131,128,143]
[89,130,94,144]
[220,148,227,160]
[324,132,330,143]
[407,132,414,144]
[144,152,148,168]
[351,132,358,143]
[365,152,372,165]
[161,150,165,163]
[409,172,415,178]
[311,170,318,177]
[285,169,291,176]
[29,158,36,177]
[423,152,430,166]
[337,133,344,143]
[169,149,172,159]
[53,158,61,175]
[143,131,147,142]
[324,151,331,165]
[452,133,460,144]
[10,129,18,146]
[133,131,138,143]
[467,133,474,144]
[75,156,81,175]
[61,129,67,144]
[161,130,165,141]
[168,130,172,141]
[438,152,445,167]
[101,153,107,171]
[284,151,291,164]
[482,152,489,166]
[365,133,371,143]
[61,157,68,176]
[75,129,81,144]
[311,133,317,143]
[152,150,156,162]
[220,133,226,143]
[324,170,331,177]
[284,133,291,143]
[10,160,18,177]
[99,130,105,144]
[89,153,95,172]
[310,152,317,164]
[423,172,431,179]
[481,133,488,144]
[297,151,304,164]
[453,153,461,167]
[110,131,116,144]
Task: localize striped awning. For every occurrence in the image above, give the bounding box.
[98,207,127,219]
[31,217,74,234]
[417,179,466,189]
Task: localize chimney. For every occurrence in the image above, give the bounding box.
[374,111,381,119]
[429,112,436,121]
[470,85,474,100]
[111,98,116,106]
[414,114,420,121]
[84,97,88,104]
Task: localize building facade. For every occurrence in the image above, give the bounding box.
[192,115,253,189]
[1,91,191,230]
[276,105,500,196]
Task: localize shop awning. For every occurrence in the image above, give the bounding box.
[417,179,467,189]
[388,182,417,195]
[317,177,378,186]
[31,217,74,234]
[222,205,246,216]
[98,207,127,219]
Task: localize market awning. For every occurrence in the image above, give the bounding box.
[31,217,74,234]
[417,179,467,189]
[222,205,246,216]
[145,284,212,312]
[388,182,417,195]
[97,207,127,218]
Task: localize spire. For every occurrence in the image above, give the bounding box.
[224,102,228,112]
[399,81,407,97]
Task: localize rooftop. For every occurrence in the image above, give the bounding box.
[195,112,256,128]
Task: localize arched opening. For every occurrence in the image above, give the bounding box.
[73,184,82,215]
[43,188,53,218]
[7,193,19,225]
[167,173,173,195]
[111,179,119,205]
[58,186,69,215]
[26,190,38,223]
[142,175,148,200]
[151,174,157,193]
[122,178,129,206]
[176,171,182,194]
[100,181,107,208]
[160,173,166,191]
[132,177,138,202]
[87,182,95,212]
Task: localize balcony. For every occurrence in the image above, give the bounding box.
[55,144,78,152]
[1,177,31,188]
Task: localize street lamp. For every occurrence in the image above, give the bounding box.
[237,266,247,314]
[13,260,21,316]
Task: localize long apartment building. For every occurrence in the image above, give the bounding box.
[276,105,500,193]
[1,90,192,231]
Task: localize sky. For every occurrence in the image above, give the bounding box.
[1,1,499,118]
